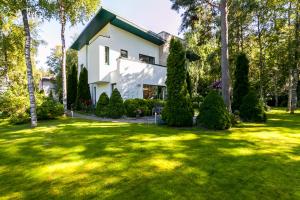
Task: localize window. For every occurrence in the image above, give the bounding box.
[120,49,128,58]
[105,46,109,65]
[111,83,117,91]
[143,84,166,100]
[139,54,155,64]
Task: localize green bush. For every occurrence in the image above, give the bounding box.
[9,112,30,125]
[67,64,78,109]
[95,93,109,117]
[197,91,231,130]
[36,98,64,120]
[108,89,125,118]
[240,91,267,122]
[124,99,154,117]
[164,38,193,127]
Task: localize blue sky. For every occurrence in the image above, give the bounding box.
[37,0,183,69]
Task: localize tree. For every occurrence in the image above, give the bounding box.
[1,0,51,127]
[76,67,91,110]
[164,38,193,127]
[49,0,100,114]
[232,53,250,111]
[67,64,77,109]
[108,89,125,119]
[171,0,232,112]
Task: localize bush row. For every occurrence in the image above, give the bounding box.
[95,89,165,119]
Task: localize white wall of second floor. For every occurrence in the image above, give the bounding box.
[78,23,161,84]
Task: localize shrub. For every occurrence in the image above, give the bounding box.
[76,67,91,111]
[240,90,267,122]
[197,91,231,130]
[36,98,64,120]
[124,99,154,117]
[9,112,30,124]
[108,89,125,118]
[95,92,109,117]
[164,38,193,127]
[232,53,250,111]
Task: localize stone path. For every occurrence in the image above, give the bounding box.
[70,112,157,124]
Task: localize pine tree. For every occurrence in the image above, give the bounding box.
[164,38,193,127]
[232,53,250,111]
[76,67,91,110]
[67,64,78,109]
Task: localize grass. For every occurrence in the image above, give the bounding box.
[0,108,300,200]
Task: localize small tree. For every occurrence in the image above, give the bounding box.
[108,89,124,118]
[197,91,231,130]
[240,90,267,122]
[95,92,109,117]
[164,38,193,127]
[76,67,91,110]
[232,53,250,111]
[67,64,78,109]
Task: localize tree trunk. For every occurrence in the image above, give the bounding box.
[21,9,37,127]
[59,1,68,115]
[288,69,293,112]
[220,0,231,112]
[257,13,264,99]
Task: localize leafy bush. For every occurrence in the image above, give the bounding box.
[124,99,154,117]
[95,92,109,117]
[197,91,231,130]
[240,91,267,122]
[108,89,125,118]
[36,98,64,120]
[9,112,30,124]
[192,95,204,109]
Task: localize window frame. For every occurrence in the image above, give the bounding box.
[120,49,128,58]
[105,46,110,65]
[139,54,155,64]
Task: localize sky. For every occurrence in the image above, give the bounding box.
[37,0,183,69]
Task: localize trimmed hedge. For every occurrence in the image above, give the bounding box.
[108,89,125,118]
[197,91,231,130]
[95,92,109,117]
[240,90,267,122]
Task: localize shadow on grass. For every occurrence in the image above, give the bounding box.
[0,109,300,199]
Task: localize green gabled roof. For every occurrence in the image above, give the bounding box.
[70,8,165,50]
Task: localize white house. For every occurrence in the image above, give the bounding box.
[70,8,176,105]
[39,77,58,100]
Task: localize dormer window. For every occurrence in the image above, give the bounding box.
[120,49,128,58]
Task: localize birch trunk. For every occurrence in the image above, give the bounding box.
[21,9,37,127]
[59,1,68,115]
[220,0,231,112]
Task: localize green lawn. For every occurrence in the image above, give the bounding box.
[0,109,300,200]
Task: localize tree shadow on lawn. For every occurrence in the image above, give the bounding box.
[0,116,300,199]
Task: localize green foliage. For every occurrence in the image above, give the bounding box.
[232,53,250,111]
[124,99,155,117]
[67,64,78,109]
[95,92,109,117]
[76,67,91,111]
[197,91,231,130]
[240,91,267,122]
[36,98,64,120]
[164,38,193,127]
[108,89,125,118]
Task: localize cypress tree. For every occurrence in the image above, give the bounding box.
[163,38,193,127]
[76,67,91,110]
[67,64,78,109]
[232,53,250,111]
[95,92,109,117]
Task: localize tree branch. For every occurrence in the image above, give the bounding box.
[203,0,219,9]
